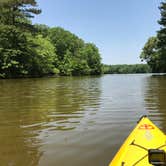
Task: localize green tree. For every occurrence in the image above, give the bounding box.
[0,0,41,31]
[0,0,102,78]
[0,24,31,78]
[34,24,50,37]
[140,37,159,72]
[0,0,54,78]
[0,0,42,77]
[0,26,58,78]
[27,35,58,76]
[72,58,90,76]
[141,2,166,73]
[157,1,166,72]
[57,50,73,76]
[49,27,84,60]
[49,27,102,76]
[102,64,151,74]
[80,43,102,75]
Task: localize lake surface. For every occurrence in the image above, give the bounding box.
[0,74,166,166]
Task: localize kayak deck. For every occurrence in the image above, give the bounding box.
[109,116,166,166]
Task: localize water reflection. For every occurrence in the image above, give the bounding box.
[0,76,101,165]
[144,75,166,132]
[0,109,43,166]
[2,75,166,166]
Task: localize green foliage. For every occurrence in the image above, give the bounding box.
[48,27,102,76]
[141,2,166,73]
[140,37,159,72]
[57,50,73,76]
[0,0,41,31]
[103,64,151,74]
[0,24,30,77]
[27,34,58,76]
[157,1,166,72]
[49,27,84,59]
[0,25,59,78]
[72,58,90,76]
[81,43,102,75]
[0,0,102,78]
[34,24,50,37]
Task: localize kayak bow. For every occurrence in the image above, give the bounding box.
[109,116,166,166]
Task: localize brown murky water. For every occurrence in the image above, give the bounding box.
[0,74,166,166]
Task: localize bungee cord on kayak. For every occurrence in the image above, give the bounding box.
[109,116,166,166]
[131,141,166,165]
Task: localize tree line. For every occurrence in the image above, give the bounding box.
[0,0,102,78]
[103,64,151,74]
[141,1,166,73]
[1,0,164,78]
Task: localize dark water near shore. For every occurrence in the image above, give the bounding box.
[0,74,166,166]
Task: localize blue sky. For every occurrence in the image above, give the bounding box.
[33,0,162,64]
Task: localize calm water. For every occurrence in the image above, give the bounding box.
[0,74,166,166]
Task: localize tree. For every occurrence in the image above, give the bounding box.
[0,0,102,78]
[140,37,159,72]
[0,26,59,78]
[27,35,58,76]
[0,24,31,78]
[0,0,40,78]
[81,43,102,75]
[49,27,84,60]
[140,2,166,73]
[0,0,41,30]
[102,64,151,74]
[34,24,50,37]
[157,1,166,72]
[49,27,102,76]
[71,58,90,76]
[57,50,73,76]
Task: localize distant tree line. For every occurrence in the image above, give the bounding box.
[103,64,151,74]
[140,1,166,73]
[0,0,102,78]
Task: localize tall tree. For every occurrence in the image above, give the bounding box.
[80,43,102,75]
[0,0,41,30]
[157,1,166,72]
[140,37,159,72]
[0,24,32,77]
[0,0,42,78]
[49,27,84,60]
[0,1,102,77]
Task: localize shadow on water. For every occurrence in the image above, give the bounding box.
[0,76,101,166]
[144,75,166,132]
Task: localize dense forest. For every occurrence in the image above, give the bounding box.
[1,1,165,78]
[103,64,151,74]
[141,1,166,73]
[0,0,102,78]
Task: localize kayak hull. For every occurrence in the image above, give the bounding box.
[109,116,166,166]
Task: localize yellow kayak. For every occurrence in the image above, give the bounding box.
[109,116,166,166]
